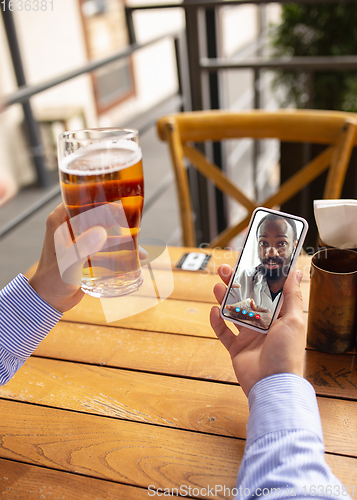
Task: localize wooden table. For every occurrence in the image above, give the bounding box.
[1,247,357,499]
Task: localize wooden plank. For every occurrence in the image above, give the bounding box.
[62,294,216,337]
[172,264,310,305]
[318,396,357,456]
[0,458,149,500]
[63,292,311,337]
[1,357,357,458]
[171,271,313,307]
[0,399,357,498]
[170,250,310,282]
[27,263,220,304]
[149,261,309,305]
[305,349,357,399]
[0,400,241,500]
[170,269,219,303]
[34,320,357,400]
[25,247,310,283]
[58,257,309,332]
[0,357,248,439]
[25,246,240,281]
[34,321,237,382]
[326,454,357,492]
[25,251,310,306]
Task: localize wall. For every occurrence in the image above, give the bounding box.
[0,0,183,189]
[99,1,184,127]
[0,1,95,188]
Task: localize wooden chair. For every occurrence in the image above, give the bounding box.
[157,109,357,248]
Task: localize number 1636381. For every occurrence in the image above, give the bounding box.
[1,1,53,11]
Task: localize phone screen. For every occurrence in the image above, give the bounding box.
[220,208,308,332]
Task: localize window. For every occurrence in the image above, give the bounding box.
[79,0,136,114]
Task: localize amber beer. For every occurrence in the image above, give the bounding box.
[58,129,144,297]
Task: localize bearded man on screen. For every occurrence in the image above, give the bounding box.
[224,214,298,330]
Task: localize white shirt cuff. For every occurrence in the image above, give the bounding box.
[246,373,323,447]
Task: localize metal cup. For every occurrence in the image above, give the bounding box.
[307,248,357,354]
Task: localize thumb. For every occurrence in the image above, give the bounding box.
[280,270,303,316]
[61,226,107,286]
[76,226,108,259]
[138,245,148,260]
[231,283,241,289]
[251,299,271,313]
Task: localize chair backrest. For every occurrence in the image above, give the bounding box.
[157,109,357,248]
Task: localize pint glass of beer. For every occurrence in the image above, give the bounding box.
[58,128,144,298]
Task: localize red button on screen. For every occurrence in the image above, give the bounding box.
[255,314,260,319]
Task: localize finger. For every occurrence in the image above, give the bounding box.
[102,234,137,251]
[83,236,147,260]
[50,203,68,225]
[60,226,107,286]
[213,282,227,305]
[251,298,271,313]
[217,264,234,286]
[70,202,129,232]
[210,306,237,352]
[277,296,284,318]
[139,245,148,260]
[231,283,241,289]
[76,226,108,259]
[281,270,303,316]
[227,298,251,311]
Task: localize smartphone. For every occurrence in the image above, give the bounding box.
[220,207,308,334]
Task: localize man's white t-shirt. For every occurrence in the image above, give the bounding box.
[225,266,281,311]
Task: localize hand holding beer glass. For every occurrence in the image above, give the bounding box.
[58,128,144,298]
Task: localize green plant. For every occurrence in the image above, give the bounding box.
[270,3,357,111]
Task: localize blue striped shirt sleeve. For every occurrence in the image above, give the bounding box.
[236,374,351,500]
[0,273,62,385]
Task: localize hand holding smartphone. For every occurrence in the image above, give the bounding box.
[220,208,308,333]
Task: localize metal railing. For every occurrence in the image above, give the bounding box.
[0,8,186,239]
[2,0,356,244]
[125,0,357,244]
[125,0,357,112]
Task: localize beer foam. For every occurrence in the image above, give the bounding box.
[59,140,142,176]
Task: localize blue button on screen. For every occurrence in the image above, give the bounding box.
[248,311,254,317]
[242,309,247,315]
[235,307,241,313]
